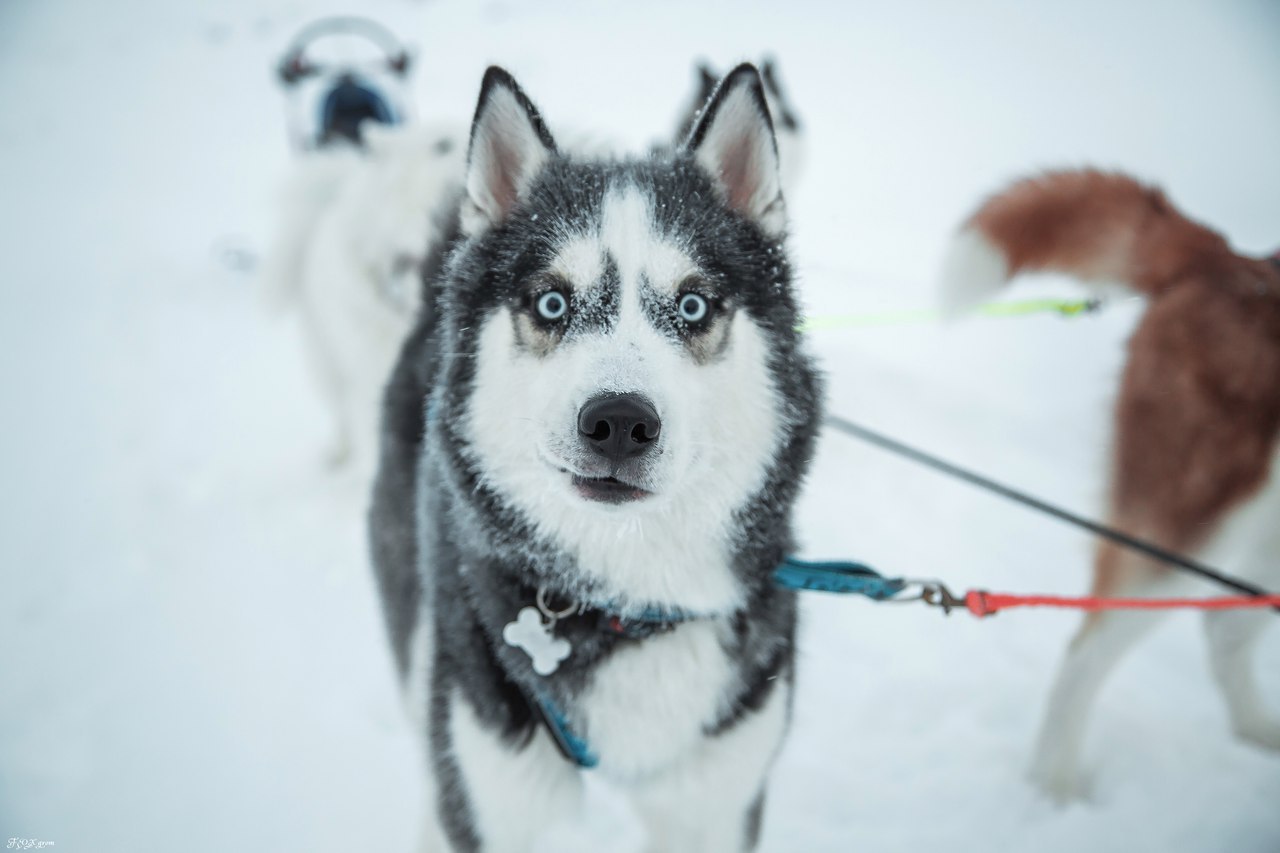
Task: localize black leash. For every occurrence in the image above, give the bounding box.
[825,414,1280,611]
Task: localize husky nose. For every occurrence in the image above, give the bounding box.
[577,394,661,462]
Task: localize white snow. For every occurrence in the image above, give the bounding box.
[1,1,1278,851]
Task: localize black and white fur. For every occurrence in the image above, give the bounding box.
[672,58,806,201]
[370,64,821,852]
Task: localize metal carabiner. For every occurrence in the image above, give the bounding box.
[919,582,969,615]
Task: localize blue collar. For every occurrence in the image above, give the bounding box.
[532,556,904,768]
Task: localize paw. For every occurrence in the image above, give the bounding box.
[1234,717,1280,751]
[1028,755,1089,805]
[324,438,351,469]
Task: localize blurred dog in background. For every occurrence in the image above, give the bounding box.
[261,122,465,478]
[942,168,1280,800]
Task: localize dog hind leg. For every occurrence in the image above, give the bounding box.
[1028,544,1178,802]
[1204,608,1280,749]
[1028,607,1167,801]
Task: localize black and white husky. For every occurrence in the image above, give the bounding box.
[370,64,821,852]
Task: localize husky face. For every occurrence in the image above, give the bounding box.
[431,67,817,609]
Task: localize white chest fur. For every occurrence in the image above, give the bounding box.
[575,619,736,780]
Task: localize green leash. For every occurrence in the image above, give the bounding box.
[798,297,1100,332]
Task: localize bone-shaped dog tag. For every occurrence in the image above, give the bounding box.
[503,606,571,676]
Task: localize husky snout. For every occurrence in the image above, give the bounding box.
[571,393,662,504]
[577,393,661,463]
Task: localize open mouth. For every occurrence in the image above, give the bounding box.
[571,474,651,504]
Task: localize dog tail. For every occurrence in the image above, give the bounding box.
[259,151,357,313]
[939,169,1233,315]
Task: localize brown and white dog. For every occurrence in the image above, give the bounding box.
[940,169,1280,801]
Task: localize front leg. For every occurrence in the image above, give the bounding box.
[630,678,790,853]
[428,688,583,852]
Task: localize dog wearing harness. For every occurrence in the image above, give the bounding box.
[369,64,821,851]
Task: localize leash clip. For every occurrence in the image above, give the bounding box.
[917,581,968,615]
[880,578,966,615]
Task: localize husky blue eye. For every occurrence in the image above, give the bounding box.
[677,293,709,323]
[536,290,568,321]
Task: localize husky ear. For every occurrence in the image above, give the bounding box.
[684,63,784,236]
[758,57,800,132]
[759,57,780,97]
[695,62,719,99]
[462,66,557,235]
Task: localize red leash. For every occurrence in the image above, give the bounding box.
[963,590,1280,618]
[908,581,1280,617]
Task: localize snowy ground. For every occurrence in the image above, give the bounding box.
[2,1,1279,851]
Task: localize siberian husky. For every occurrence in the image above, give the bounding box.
[941,169,1280,800]
[673,57,806,200]
[262,121,466,478]
[369,64,821,851]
